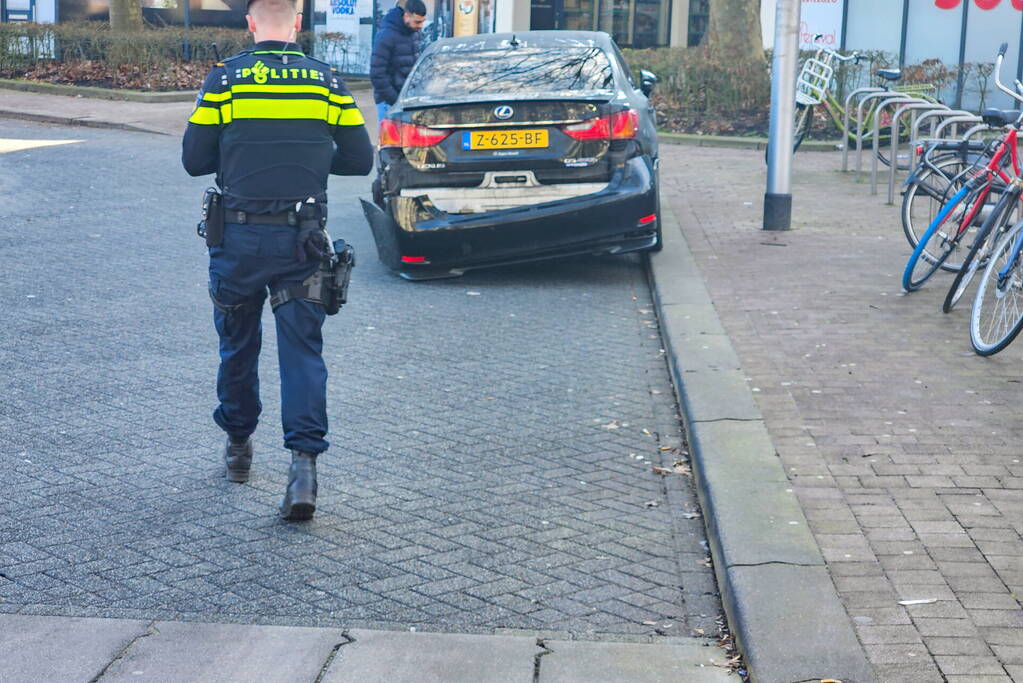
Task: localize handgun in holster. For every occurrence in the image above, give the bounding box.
[196,187,224,247]
[269,234,356,316]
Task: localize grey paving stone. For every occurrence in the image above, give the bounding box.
[933,655,1007,676]
[538,638,731,683]
[0,614,148,683]
[99,620,345,682]
[324,630,537,683]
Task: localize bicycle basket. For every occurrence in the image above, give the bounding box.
[796,58,833,106]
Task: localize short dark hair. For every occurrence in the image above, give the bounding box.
[246,0,297,13]
[404,0,426,16]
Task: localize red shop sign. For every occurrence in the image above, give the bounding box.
[935,0,1023,9]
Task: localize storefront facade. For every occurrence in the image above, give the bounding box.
[762,0,1023,109]
[6,0,698,71]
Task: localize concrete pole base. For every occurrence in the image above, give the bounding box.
[763,193,792,231]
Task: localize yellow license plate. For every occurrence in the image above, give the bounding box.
[462,129,549,150]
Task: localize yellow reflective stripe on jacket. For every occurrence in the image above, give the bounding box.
[231,84,330,96]
[329,93,354,105]
[201,91,232,103]
[221,103,234,124]
[231,98,329,120]
[188,105,221,125]
[339,107,365,126]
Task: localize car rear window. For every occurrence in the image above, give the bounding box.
[404,47,616,98]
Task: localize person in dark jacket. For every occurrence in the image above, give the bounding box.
[182,0,373,521]
[369,0,427,122]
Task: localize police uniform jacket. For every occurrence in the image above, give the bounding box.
[182,41,374,214]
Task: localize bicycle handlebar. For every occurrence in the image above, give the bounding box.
[994,47,1023,105]
[810,34,859,63]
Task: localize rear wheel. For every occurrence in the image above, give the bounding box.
[649,169,663,253]
[902,154,973,252]
[971,220,1023,355]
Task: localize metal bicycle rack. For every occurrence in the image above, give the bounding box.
[855,91,915,174]
[841,87,886,172]
[887,102,951,204]
[932,114,985,141]
[909,109,975,154]
[870,95,921,195]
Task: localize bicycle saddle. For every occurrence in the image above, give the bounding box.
[875,69,901,81]
[981,108,1022,127]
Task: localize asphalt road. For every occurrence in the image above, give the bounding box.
[0,121,721,638]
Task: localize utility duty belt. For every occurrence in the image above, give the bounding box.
[198,189,354,315]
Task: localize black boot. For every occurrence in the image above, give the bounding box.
[224,437,253,483]
[280,451,317,521]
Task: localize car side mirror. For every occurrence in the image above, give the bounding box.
[639,69,658,97]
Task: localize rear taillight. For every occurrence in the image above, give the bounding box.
[610,109,639,139]
[562,109,639,141]
[379,119,451,148]
[563,116,611,140]
[379,119,401,147]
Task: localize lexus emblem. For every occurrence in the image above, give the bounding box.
[494,105,514,120]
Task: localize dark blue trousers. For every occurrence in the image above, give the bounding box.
[209,222,329,455]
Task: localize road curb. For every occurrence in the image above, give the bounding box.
[647,204,877,683]
[657,131,840,152]
[0,109,165,135]
[0,78,198,102]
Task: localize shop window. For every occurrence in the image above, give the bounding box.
[688,0,708,46]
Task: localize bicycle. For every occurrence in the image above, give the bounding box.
[789,36,937,160]
[901,118,1018,293]
[969,45,1023,355]
[943,116,1023,313]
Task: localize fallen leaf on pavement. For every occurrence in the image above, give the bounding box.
[651,463,692,477]
[601,420,621,430]
[643,620,657,625]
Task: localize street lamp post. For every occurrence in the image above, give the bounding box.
[764,0,802,231]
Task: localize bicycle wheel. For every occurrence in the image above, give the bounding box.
[970,220,1023,355]
[902,182,986,291]
[943,185,1021,313]
[793,104,813,153]
[764,104,813,162]
[902,153,974,251]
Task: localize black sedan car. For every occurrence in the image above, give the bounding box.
[361,30,661,279]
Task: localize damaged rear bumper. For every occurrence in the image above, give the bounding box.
[365,156,657,276]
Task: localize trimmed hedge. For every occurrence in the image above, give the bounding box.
[0,22,312,70]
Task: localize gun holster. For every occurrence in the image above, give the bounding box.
[269,238,355,316]
[197,187,224,247]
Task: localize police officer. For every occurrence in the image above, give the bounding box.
[182,0,373,521]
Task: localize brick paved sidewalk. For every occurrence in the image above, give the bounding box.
[661,145,1023,681]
